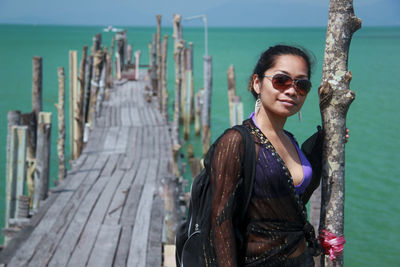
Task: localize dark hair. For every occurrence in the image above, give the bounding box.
[248,44,314,98]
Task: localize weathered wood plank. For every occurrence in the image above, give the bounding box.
[7,155,103,266]
[146,194,164,267]
[100,153,120,177]
[113,225,132,267]
[103,126,119,151]
[36,174,110,267]
[119,127,138,170]
[119,159,149,226]
[104,163,138,225]
[86,224,121,267]
[66,170,125,267]
[127,158,159,267]
[115,126,129,154]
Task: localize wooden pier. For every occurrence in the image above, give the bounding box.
[0,73,175,266]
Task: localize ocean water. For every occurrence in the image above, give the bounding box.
[0,24,399,266]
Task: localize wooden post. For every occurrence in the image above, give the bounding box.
[156,15,162,110]
[127,44,133,64]
[69,50,78,159]
[194,91,202,136]
[88,50,104,128]
[104,47,112,100]
[227,64,236,126]
[161,35,168,120]
[21,113,36,209]
[55,67,66,181]
[33,112,52,212]
[172,42,184,177]
[91,33,102,55]
[183,45,193,140]
[76,46,88,157]
[318,0,361,266]
[115,53,122,80]
[150,34,157,96]
[231,96,243,126]
[201,55,212,155]
[134,50,141,80]
[116,31,126,71]
[84,55,93,124]
[148,41,152,69]
[4,126,28,244]
[32,57,43,124]
[5,112,21,229]
[188,43,195,122]
[180,46,187,125]
[17,196,30,219]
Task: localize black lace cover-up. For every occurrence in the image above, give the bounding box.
[204,119,321,267]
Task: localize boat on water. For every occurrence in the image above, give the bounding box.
[103,26,123,32]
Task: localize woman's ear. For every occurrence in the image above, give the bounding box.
[253,74,261,95]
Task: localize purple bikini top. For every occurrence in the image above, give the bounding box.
[249,112,312,195]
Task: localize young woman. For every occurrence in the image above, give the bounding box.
[206,45,323,266]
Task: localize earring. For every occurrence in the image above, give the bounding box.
[255,95,261,115]
[298,111,302,122]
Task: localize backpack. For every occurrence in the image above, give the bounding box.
[175,124,256,267]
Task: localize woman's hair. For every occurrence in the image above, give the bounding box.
[248,44,314,98]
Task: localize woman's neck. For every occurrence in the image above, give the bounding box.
[254,107,287,137]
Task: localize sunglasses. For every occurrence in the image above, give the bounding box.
[264,73,311,96]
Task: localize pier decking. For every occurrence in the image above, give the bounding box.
[0,75,174,266]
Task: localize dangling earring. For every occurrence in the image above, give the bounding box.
[255,95,261,115]
[298,111,302,122]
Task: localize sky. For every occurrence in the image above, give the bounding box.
[0,0,399,27]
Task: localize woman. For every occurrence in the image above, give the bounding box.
[206,45,324,266]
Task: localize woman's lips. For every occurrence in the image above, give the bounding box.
[278,99,296,106]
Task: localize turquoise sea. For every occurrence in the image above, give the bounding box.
[0,24,399,266]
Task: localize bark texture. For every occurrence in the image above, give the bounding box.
[318,1,361,266]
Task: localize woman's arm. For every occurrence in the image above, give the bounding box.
[209,129,245,267]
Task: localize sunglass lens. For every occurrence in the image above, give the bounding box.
[272,74,292,89]
[295,79,312,95]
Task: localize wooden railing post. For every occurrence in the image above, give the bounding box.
[161,35,168,120]
[5,112,21,230]
[33,112,52,212]
[69,50,78,159]
[55,67,66,181]
[134,50,141,81]
[201,55,212,155]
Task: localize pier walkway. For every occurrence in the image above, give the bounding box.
[0,74,174,266]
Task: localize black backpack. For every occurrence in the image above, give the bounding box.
[175,124,256,267]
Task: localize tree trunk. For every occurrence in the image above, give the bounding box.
[318,0,361,266]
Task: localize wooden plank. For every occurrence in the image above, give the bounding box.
[27,162,105,266]
[66,170,125,267]
[115,126,129,154]
[113,226,132,267]
[86,224,121,267]
[146,194,164,267]
[119,127,138,170]
[127,158,159,267]
[100,153,120,177]
[34,174,110,267]
[7,155,102,266]
[120,105,131,127]
[119,159,149,226]
[103,126,119,151]
[103,163,138,225]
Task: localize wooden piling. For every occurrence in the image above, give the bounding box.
[32,57,43,123]
[156,15,162,110]
[76,46,88,156]
[183,44,193,140]
[88,50,104,128]
[134,50,141,80]
[150,34,157,96]
[33,112,52,211]
[17,196,30,219]
[21,113,36,208]
[116,31,126,71]
[127,44,132,64]
[227,64,236,126]
[195,91,202,136]
[161,35,168,120]
[69,50,78,159]
[188,43,195,122]
[202,55,212,155]
[5,112,21,229]
[14,127,28,218]
[55,67,66,181]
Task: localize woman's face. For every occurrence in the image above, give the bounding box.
[253,54,309,118]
